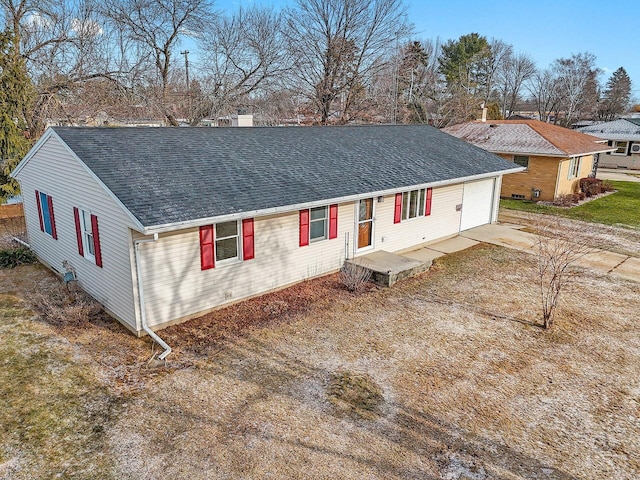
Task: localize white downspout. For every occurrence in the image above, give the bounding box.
[134,233,172,360]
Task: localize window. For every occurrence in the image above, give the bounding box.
[299,205,338,246]
[613,141,629,155]
[394,188,432,223]
[309,206,328,242]
[513,155,529,168]
[567,157,581,179]
[199,219,255,270]
[35,190,57,239]
[81,210,95,260]
[215,221,240,263]
[73,207,102,267]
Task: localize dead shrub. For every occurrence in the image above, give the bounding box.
[340,262,372,292]
[30,283,102,326]
[600,180,615,193]
[551,193,584,207]
[327,370,384,419]
[579,177,602,197]
[262,300,289,316]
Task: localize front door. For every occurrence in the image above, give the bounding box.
[357,198,374,250]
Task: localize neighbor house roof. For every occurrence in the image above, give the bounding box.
[578,118,640,141]
[443,120,613,157]
[16,125,521,231]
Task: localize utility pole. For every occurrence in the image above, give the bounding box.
[181,50,190,121]
[181,50,190,92]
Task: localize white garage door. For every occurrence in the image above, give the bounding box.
[460,178,496,231]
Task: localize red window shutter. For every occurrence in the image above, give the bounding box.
[394,193,402,224]
[73,208,84,256]
[299,210,309,247]
[47,195,57,239]
[35,190,44,231]
[329,204,338,239]
[199,225,215,270]
[91,214,102,267]
[242,218,255,260]
[425,188,433,216]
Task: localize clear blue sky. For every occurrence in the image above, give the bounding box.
[215,0,639,98]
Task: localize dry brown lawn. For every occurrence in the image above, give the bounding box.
[1,215,639,479]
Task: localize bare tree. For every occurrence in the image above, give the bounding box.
[480,38,512,103]
[496,51,536,118]
[527,69,561,123]
[101,0,214,126]
[534,218,598,329]
[284,0,411,124]
[194,6,289,124]
[553,52,600,126]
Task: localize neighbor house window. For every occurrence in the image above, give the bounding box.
[613,141,629,155]
[567,157,581,179]
[215,221,240,263]
[513,155,529,168]
[73,207,102,267]
[299,205,338,247]
[394,188,432,223]
[35,190,57,239]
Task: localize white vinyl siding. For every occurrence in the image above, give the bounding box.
[137,204,355,328]
[367,184,463,256]
[15,136,139,331]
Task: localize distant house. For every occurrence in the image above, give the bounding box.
[578,119,640,170]
[12,125,520,342]
[443,120,614,201]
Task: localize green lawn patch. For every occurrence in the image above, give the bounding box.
[501,181,640,228]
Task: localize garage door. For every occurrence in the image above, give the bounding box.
[460,179,496,231]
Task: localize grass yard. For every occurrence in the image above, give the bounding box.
[500,181,640,228]
[1,217,639,479]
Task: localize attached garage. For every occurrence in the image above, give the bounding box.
[460,178,496,231]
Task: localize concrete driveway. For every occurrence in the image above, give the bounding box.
[459,223,640,283]
[596,168,640,183]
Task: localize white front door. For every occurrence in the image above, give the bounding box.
[356,198,374,251]
[460,179,496,231]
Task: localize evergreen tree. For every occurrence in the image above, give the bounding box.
[597,67,632,121]
[0,32,34,200]
[438,33,491,122]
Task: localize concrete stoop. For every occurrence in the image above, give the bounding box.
[347,250,431,287]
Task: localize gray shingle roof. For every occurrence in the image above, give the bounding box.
[578,119,640,141]
[51,125,517,228]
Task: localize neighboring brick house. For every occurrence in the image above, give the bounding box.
[443,120,614,202]
[12,125,520,357]
[578,118,640,170]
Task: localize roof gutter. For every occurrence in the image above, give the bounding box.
[142,168,524,235]
[490,148,617,158]
[133,233,171,361]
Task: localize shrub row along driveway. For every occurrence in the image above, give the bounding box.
[2,237,639,479]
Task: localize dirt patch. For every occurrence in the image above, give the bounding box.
[2,215,640,479]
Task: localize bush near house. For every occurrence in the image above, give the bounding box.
[579,177,602,197]
[0,246,36,269]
